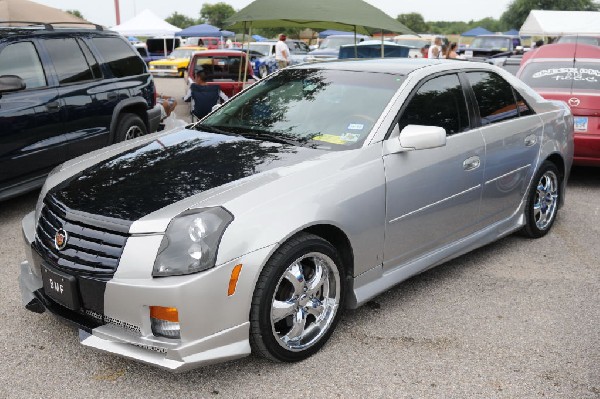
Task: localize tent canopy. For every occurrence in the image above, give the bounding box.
[520,10,600,36]
[111,9,180,37]
[503,29,520,36]
[225,0,413,35]
[175,23,235,38]
[461,26,493,37]
[319,29,355,38]
[0,0,87,24]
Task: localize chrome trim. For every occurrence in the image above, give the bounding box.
[484,164,531,185]
[389,185,481,224]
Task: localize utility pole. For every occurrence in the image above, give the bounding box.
[114,0,121,25]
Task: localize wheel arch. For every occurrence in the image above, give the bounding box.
[109,98,150,143]
[544,152,566,208]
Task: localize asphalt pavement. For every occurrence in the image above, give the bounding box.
[0,115,598,398]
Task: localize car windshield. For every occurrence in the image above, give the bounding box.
[394,39,429,48]
[319,37,359,50]
[201,68,404,150]
[470,37,511,50]
[520,61,600,91]
[246,43,272,56]
[169,49,194,59]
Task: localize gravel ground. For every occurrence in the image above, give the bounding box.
[0,116,598,398]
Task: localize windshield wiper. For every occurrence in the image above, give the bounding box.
[223,126,300,146]
[194,123,242,137]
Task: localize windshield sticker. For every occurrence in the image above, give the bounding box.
[340,133,360,142]
[347,123,364,130]
[313,134,350,145]
[532,68,600,82]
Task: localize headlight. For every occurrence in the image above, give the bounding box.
[152,207,233,277]
[149,65,155,69]
[171,65,177,70]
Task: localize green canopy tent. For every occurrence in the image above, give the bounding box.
[225,0,414,81]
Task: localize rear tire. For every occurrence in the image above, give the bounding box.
[521,161,561,238]
[115,113,147,142]
[250,233,345,362]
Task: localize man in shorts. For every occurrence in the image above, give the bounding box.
[275,34,290,69]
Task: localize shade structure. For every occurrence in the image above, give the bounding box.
[319,29,355,38]
[520,10,600,36]
[111,9,180,37]
[252,34,268,41]
[461,26,493,37]
[175,23,235,38]
[0,0,87,24]
[503,29,520,36]
[225,0,413,35]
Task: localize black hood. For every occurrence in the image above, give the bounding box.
[50,129,319,221]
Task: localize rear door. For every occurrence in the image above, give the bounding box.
[465,71,542,225]
[0,39,63,187]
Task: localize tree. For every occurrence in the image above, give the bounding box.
[501,0,599,30]
[200,2,236,28]
[396,13,429,33]
[165,12,198,29]
[66,10,84,19]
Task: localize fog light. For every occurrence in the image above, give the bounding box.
[150,306,180,339]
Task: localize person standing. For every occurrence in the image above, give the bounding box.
[275,34,290,69]
[420,44,430,58]
[428,36,443,59]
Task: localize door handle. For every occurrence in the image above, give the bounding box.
[46,101,60,111]
[463,156,481,171]
[524,134,537,147]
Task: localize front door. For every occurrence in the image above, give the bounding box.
[383,73,485,269]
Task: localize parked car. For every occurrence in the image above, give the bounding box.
[19,59,573,372]
[133,42,151,64]
[393,34,431,58]
[187,49,257,98]
[145,37,181,63]
[148,46,206,78]
[517,43,600,166]
[459,35,522,60]
[245,40,309,77]
[0,22,161,201]
[306,34,370,62]
[486,54,523,75]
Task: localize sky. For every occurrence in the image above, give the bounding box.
[32,0,514,27]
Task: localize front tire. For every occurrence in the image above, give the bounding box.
[521,161,561,238]
[250,233,345,362]
[115,113,147,142]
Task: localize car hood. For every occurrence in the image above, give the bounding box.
[150,58,188,65]
[48,129,322,222]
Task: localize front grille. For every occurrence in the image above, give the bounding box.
[153,65,173,70]
[35,195,128,277]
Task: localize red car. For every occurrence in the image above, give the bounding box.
[187,50,256,97]
[518,43,600,166]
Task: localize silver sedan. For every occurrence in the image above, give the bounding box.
[19,59,574,371]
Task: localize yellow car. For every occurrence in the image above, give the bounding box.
[148,46,206,77]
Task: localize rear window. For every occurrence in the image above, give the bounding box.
[192,56,245,81]
[92,37,146,78]
[520,61,600,91]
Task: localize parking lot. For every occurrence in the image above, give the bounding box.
[0,166,597,398]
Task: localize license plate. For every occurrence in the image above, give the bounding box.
[574,117,588,132]
[41,264,80,310]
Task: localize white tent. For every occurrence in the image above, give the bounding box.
[520,10,600,37]
[111,9,181,37]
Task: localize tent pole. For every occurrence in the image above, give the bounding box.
[243,22,251,87]
[239,21,246,83]
[354,26,357,58]
[381,29,384,58]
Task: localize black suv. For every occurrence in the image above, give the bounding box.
[0,22,161,200]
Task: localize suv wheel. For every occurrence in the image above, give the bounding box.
[115,113,147,142]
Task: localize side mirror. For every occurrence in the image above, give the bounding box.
[385,124,447,154]
[212,103,222,112]
[0,75,25,93]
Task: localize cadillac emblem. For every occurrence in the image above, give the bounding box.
[54,228,68,251]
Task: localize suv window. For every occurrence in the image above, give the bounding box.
[45,38,94,84]
[398,74,470,135]
[78,40,102,79]
[0,41,46,89]
[466,71,518,126]
[92,37,145,78]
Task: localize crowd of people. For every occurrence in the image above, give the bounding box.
[420,36,463,59]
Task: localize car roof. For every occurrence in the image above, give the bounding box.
[526,43,600,60]
[192,49,251,56]
[293,58,456,75]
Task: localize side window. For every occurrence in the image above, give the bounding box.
[92,37,145,78]
[44,38,94,84]
[514,89,534,117]
[78,39,102,79]
[398,74,470,136]
[0,41,46,89]
[466,71,518,126]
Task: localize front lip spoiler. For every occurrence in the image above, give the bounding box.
[29,290,103,333]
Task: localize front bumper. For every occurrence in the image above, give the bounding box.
[19,210,276,372]
[149,69,180,77]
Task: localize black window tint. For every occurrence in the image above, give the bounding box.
[0,41,46,89]
[92,37,145,78]
[467,71,518,126]
[78,40,102,79]
[398,74,469,135]
[45,38,94,84]
[514,89,534,117]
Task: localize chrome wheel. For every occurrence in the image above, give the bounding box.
[270,252,341,352]
[124,125,143,140]
[533,170,558,230]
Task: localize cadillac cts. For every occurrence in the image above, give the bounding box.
[19,59,574,371]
